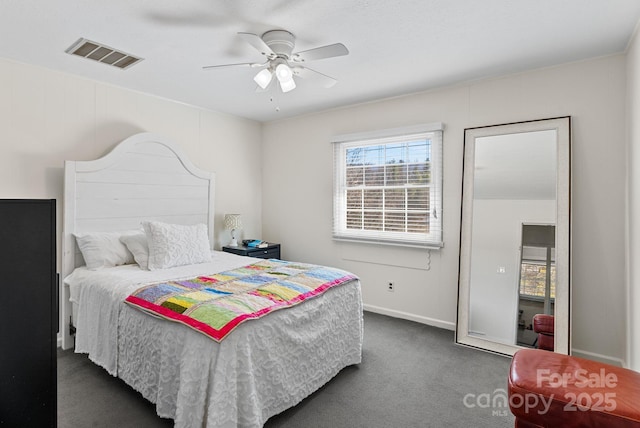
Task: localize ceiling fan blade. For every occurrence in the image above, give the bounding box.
[238,32,277,59]
[202,61,265,70]
[293,66,338,88]
[292,43,349,63]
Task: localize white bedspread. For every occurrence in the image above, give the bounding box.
[65,251,363,428]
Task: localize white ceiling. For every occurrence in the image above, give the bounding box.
[1,0,639,122]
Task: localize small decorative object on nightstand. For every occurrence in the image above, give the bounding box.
[223,214,242,246]
[223,242,281,260]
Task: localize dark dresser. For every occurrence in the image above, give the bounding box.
[0,199,57,427]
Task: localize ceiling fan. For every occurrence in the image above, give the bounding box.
[203,30,349,93]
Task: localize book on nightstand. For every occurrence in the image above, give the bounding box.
[246,240,269,248]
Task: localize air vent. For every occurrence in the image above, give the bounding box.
[65,38,143,70]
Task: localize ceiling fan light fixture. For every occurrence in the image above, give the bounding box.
[205,29,347,95]
[275,63,296,92]
[253,68,273,89]
[279,77,296,93]
[275,63,293,82]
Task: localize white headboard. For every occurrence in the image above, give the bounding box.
[60,132,215,349]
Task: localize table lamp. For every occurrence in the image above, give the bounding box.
[223,214,242,246]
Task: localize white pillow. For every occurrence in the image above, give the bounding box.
[142,221,212,270]
[74,230,138,270]
[120,232,149,270]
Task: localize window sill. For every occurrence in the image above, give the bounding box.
[333,236,443,250]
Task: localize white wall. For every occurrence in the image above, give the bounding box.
[0,57,263,326]
[627,25,640,371]
[262,55,628,363]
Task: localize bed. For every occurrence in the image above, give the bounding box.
[60,133,363,428]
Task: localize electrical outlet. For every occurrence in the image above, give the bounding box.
[387,281,395,292]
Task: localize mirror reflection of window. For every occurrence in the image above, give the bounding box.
[517,224,555,348]
[520,247,556,299]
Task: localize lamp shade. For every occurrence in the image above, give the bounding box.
[275,63,296,93]
[279,76,296,93]
[275,63,293,81]
[253,69,273,89]
[223,214,242,230]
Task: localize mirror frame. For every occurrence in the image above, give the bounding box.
[456,117,571,356]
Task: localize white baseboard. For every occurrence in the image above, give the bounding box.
[571,348,627,367]
[363,304,455,331]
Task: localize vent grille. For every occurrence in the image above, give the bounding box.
[66,38,143,70]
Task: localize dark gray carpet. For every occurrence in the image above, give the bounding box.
[58,312,515,427]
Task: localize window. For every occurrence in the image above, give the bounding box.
[518,224,556,302]
[332,124,443,248]
[519,246,556,299]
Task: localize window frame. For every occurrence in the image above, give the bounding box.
[332,123,444,248]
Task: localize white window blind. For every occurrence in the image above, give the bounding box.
[332,123,443,248]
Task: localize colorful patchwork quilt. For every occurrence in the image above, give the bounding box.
[125,259,357,342]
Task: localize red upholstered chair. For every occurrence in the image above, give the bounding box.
[508,349,640,427]
[533,314,554,351]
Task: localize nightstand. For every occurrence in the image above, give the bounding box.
[223,243,281,259]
